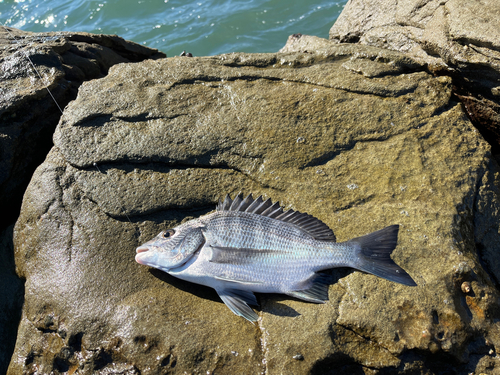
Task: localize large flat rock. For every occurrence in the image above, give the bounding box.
[10,44,500,373]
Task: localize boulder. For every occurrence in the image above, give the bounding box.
[10,43,500,374]
[329,0,500,155]
[0,27,165,228]
[0,26,165,374]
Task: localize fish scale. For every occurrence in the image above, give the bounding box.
[136,193,417,322]
[205,213,348,270]
[206,213,315,251]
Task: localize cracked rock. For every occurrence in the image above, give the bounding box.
[328,0,500,155]
[0,26,165,375]
[0,27,165,229]
[9,43,500,373]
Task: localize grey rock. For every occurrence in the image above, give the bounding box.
[279,34,334,53]
[0,26,164,375]
[9,45,500,373]
[0,27,165,228]
[329,0,500,154]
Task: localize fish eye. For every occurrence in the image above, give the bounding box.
[163,229,175,238]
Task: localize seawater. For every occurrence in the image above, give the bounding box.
[1,0,347,57]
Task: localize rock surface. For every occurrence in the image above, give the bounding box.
[329,0,500,155]
[10,42,500,374]
[0,27,165,228]
[0,27,164,375]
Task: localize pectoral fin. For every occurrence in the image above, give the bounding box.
[217,288,259,322]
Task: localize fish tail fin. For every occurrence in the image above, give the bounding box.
[348,225,417,286]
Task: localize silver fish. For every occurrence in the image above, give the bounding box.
[135,194,416,321]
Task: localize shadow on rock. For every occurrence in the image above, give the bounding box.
[0,226,24,375]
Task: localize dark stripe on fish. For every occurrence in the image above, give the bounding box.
[209,246,292,265]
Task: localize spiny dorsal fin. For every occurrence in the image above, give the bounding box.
[217,194,336,241]
[246,195,264,213]
[218,194,233,211]
[229,193,243,211]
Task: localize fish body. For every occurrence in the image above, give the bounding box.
[136,194,416,321]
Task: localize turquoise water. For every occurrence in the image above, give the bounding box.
[1,0,347,57]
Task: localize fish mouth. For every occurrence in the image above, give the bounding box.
[136,247,149,254]
[135,247,151,266]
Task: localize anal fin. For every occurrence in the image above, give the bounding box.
[286,273,330,303]
[217,288,259,322]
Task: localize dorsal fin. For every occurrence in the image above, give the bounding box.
[229,193,243,211]
[217,194,336,241]
[261,201,281,217]
[251,198,273,214]
[245,196,262,213]
[237,194,254,212]
[218,194,233,211]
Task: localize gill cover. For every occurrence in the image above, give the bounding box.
[135,221,205,271]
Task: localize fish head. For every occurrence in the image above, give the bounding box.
[135,220,205,272]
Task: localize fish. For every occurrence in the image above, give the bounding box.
[135,194,417,321]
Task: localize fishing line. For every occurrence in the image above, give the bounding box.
[3,24,133,224]
[2,24,64,115]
